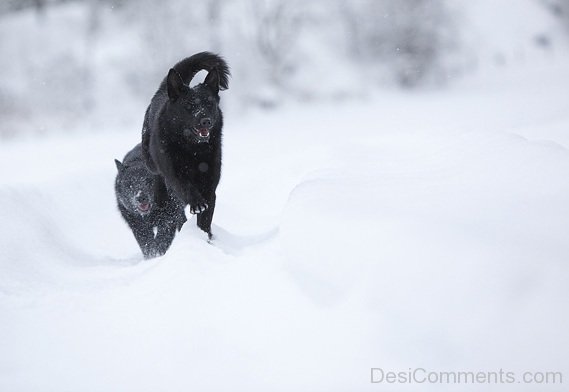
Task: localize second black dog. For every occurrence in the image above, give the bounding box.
[142,52,230,239]
[115,143,187,258]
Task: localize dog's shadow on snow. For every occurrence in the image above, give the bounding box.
[208,224,279,256]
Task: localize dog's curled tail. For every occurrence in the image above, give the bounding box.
[168,51,230,90]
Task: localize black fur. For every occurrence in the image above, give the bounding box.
[115,144,187,258]
[141,52,230,239]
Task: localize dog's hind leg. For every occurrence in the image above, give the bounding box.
[197,192,216,239]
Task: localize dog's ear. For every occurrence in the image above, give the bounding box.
[115,159,124,172]
[204,69,220,95]
[167,68,185,101]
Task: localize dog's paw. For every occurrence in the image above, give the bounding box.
[190,202,208,215]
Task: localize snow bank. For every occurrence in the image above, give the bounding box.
[1,57,569,391]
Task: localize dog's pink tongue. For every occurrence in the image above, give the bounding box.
[139,203,150,212]
[199,129,210,137]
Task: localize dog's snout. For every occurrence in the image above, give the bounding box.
[200,117,212,128]
[135,192,149,203]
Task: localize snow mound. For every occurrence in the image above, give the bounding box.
[1,61,569,391]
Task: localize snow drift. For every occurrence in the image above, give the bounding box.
[1,58,569,390]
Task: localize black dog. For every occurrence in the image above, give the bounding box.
[142,52,229,239]
[115,143,187,258]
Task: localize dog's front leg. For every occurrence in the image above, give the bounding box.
[168,176,208,214]
[197,191,216,239]
[153,223,177,256]
[186,185,209,215]
[158,156,208,214]
[130,223,158,259]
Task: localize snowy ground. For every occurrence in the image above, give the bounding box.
[1,61,569,391]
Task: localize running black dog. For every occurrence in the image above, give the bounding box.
[115,143,187,258]
[142,52,229,239]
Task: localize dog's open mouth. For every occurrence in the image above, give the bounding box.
[138,202,151,213]
[194,128,211,139]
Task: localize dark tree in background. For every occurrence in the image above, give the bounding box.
[250,0,306,89]
[340,0,454,87]
[0,0,567,137]
[542,0,569,30]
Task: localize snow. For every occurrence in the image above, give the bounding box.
[2,0,568,136]
[1,56,569,391]
[2,1,569,389]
